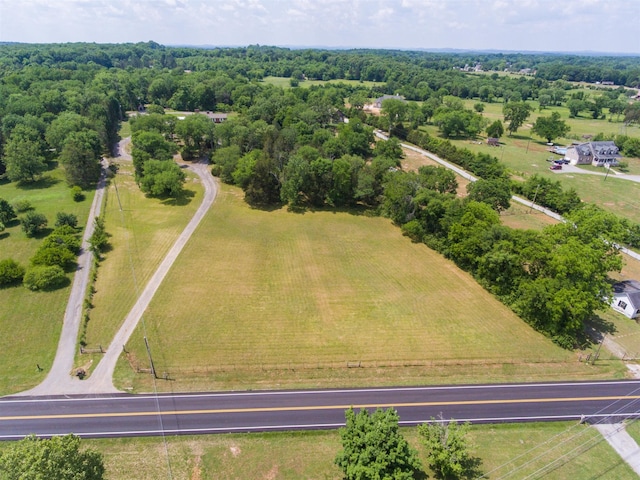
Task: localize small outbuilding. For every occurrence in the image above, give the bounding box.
[487,137,500,146]
[611,280,640,319]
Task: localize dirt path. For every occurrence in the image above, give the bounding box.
[21,139,218,395]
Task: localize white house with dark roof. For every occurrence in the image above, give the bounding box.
[203,111,228,123]
[565,141,621,167]
[611,280,640,319]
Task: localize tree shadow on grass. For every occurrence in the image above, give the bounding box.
[28,227,54,240]
[4,218,20,228]
[41,276,71,292]
[0,232,8,241]
[264,203,373,217]
[0,280,23,290]
[160,188,196,207]
[16,176,60,190]
[582,313,618,348]
[248,202,287,213]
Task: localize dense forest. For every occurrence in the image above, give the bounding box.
[1,41,640,346]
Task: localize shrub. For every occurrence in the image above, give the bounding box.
[20,212,48,237]
[23,265,66,291]
[0,259,25,286]
[88,217,109,255]
[71,186,84,202]
[31,246,76,269]
[43,226,81,253]
[55,212,78,229]
[0,198,16,224]
[12,199,33,213]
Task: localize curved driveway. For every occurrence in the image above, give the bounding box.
[86,160,217,393]
[23,141,217,395]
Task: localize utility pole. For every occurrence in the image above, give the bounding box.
[528,183,541,214]
[593,334,606,365]
[144,336,157,378]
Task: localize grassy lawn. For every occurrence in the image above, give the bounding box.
[111,184,626,393]
[0,168,95,395]
[12,422,625,479]
[416,99,640,224]
[263,76,380,90]
[78,160,203,371]
[626,420,640,445]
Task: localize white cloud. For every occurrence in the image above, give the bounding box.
[0,0,637,53]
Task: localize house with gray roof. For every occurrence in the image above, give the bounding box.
[611,280,640,319]
[565,141,621,167]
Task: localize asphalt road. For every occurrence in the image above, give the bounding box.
[2,381,640,440]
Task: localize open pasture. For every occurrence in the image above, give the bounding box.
[80,160,203,360]
[113,184,624,392]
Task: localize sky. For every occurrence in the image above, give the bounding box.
[0,0,639,55]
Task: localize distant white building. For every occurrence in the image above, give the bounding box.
[611,280,640,319]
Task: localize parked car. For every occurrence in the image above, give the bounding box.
[550,164,562,170]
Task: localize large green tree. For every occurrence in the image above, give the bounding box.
[418,418,478,480]
[0,434,104,480]
[466,178,512,212]
[59,130,103,188]
[3,125,47,182]
[485,120,504,139]
[502,101,533,135]
[131,130,176,178]
[381,98,408,135]
[139,160,186,197]
[45,111,92,152]
[531,111,570,143]
[175,113,215,159]
[335,407,422,480]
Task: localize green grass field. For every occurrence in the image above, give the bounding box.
[263,76,381,90]
[46,422,634,479]
[78,160,203,372]
[111,183,626,393]
[0,168,95,395]
[416,98,640,224]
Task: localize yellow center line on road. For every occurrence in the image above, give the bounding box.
[2,395,639,422]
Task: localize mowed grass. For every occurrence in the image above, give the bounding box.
[262,76,381,89]
[0,168,95,395]
[79,160,203,367]
[417,99,640,224]
[111,184,628,393]
[41,422,635,479]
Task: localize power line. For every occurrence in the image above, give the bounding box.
[114,162,174,480]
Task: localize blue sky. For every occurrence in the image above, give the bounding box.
[1,0,638,54]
